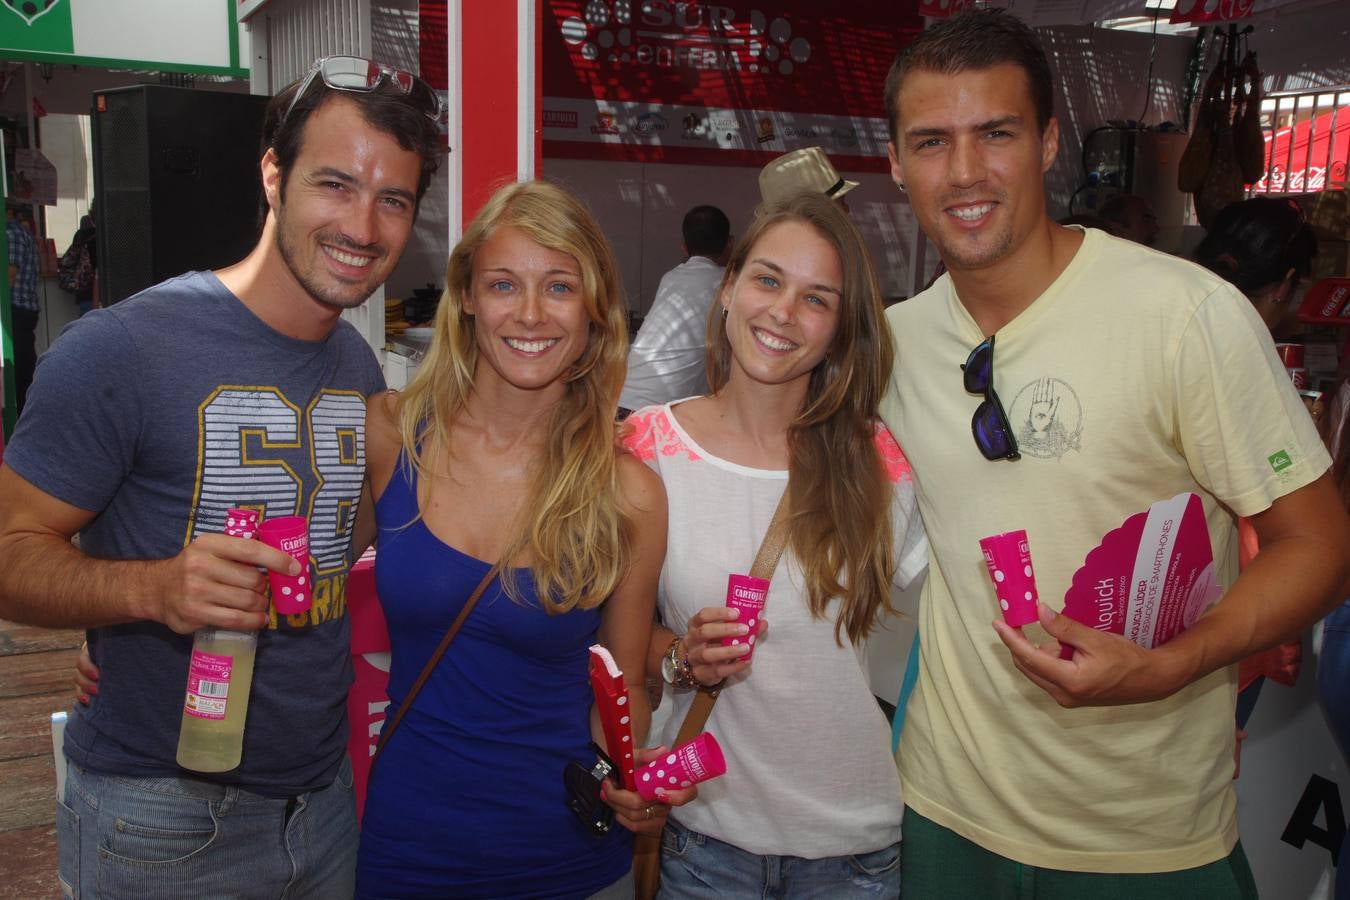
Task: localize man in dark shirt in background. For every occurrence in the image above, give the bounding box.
[5,201,41,415]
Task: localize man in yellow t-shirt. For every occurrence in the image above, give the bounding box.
[878,10,1350,898]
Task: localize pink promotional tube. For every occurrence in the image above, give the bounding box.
[258,516,311,615]
[721,573,769,661]
[636,732,727,801]
[979,530,1040,627]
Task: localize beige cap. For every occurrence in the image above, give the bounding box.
[758,147,859,205]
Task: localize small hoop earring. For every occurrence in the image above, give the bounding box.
[897,182,906,192]
[721,306,729,319]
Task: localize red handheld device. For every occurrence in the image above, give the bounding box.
[588,645,637,791]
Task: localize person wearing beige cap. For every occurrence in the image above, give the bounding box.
[759,146,859,207]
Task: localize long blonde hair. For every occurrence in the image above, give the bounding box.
[706,193,896,644]
[397,180,631,613]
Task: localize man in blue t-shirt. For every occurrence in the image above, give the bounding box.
[0,59,442,898]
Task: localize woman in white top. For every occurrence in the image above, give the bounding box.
[610,192,927,897]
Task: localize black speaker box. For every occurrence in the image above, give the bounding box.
[92,85,269,305]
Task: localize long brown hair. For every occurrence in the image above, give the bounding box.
[706,193,897,644]
[397,180,631,613]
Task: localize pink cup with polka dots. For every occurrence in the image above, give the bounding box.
[720,573,769,661]
[979,530,1040,628]
[636,732,727,802]
[258,516,312,615]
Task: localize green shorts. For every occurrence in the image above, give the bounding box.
[901,808,1258,900]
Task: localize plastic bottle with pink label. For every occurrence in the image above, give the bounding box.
[176,508,262,773]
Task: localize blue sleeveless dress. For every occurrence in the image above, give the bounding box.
[355,456,631,898]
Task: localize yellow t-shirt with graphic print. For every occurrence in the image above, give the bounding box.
[880,228,1330,873]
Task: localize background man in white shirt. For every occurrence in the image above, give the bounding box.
[619,205,731,414]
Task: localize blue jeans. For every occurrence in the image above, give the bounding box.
[1319,599,1350,900]
[57,755,358,899]
[658,818,901,899]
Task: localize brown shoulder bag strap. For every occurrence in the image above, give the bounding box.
[368,560,503,775]
[673,492,790,746]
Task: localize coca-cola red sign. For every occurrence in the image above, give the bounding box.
[1169,0,1255,25]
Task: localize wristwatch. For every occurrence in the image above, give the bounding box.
[660,635,699,690]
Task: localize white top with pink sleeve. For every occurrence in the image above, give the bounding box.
[622,400,928,858]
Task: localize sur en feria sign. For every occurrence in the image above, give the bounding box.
[0,0,245,76]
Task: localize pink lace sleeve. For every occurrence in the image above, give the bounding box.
[873,422,913,483]
[620,408,662,462]
[619,406,702,463]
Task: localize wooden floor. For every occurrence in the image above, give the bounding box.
[0,620,82,899]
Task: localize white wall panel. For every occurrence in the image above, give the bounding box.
[264,0,370,89]
[71,0,232,67]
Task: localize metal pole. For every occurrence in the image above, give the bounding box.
[1326,98,1342,189]
[1285,95,1299,194]
[1304,93,1322,193]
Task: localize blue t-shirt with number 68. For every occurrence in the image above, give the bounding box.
[7,271,384,795]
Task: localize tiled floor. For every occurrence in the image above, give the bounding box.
[0,620,82,898]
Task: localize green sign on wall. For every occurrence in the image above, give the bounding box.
[0,0,244,77]
[2,1,75,53]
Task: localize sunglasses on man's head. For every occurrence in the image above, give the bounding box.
[962,334,1020,461]
[281,56,443,127]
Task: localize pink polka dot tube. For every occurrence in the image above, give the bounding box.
[636,732,727,802]
[258,515,312,615]
[979,529,1041,628]
[720,573,769,661]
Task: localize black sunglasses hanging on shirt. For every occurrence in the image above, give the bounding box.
[962,334,1021,461]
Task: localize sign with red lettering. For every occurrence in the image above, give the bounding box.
[542,0,921,168]
[419,0,448,91]
[1256,106,1350,194]
[917,0,977,18]
[1169,0,1255,25]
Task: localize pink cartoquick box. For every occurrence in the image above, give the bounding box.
[980,493,1223,659]
[1057,492,1221,658]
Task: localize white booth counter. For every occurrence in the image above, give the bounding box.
[381,334,429,391]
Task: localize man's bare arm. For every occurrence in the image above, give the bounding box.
[0,465,298,633]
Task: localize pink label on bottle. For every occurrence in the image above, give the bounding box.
[721,573,769,661]
[184,650,232,720]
